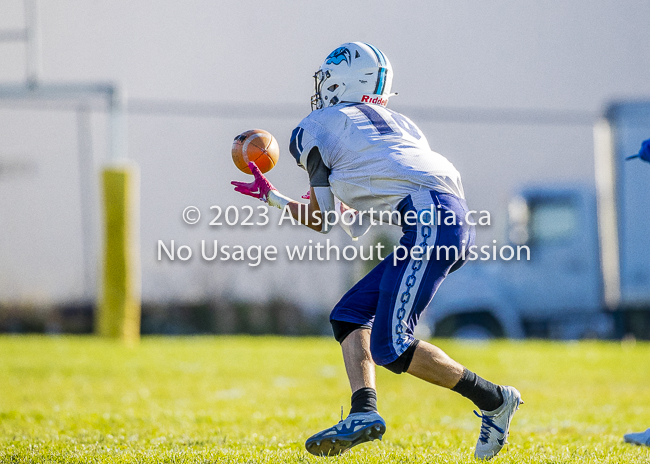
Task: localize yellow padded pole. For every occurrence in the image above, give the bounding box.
[97,163,141,344]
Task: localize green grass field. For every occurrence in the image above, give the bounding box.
[1,336,649,463]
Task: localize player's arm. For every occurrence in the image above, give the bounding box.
[335,198,372,240]
[231,162,327,232]
[282,131,338,232]
[297,135,370,238]
[301,146,336,233]
[297,190,373,239]
[232,126,337,232]
[286,187,324,232]
[285,138,371,237]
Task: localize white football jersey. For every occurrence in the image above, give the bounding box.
[289,103,465,230]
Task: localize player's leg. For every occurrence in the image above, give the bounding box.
[368,191,522,460]
[306,191,445,455]
[329,256,390,396]
[341,327,375,392]
[304,260,387,456]
[406,339,512,412]
[404,338,464,388]
[367,190,455,371]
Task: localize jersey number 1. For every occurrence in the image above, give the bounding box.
[356,104,421,140]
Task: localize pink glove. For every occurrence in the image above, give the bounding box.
[231,162,276,201]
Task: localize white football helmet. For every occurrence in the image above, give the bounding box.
[311,42,394,111]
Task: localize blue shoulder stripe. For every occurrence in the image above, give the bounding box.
[297,127,304,152]
[289,127,304,165]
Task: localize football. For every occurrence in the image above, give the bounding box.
[231,129,279,174]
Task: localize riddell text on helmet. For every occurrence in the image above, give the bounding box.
[361,95,388,106]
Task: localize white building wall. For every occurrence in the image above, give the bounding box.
[0,0,649,309]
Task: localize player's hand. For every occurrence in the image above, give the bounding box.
[231,162,276,201]
[627,138,650,163]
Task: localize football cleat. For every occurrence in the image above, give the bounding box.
[305,411,386,456]
[474,386,523,460]
[624,428,650,446]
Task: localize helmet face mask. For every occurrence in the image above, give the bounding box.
[311,70,326,111]
[311,69,346,111]
[311,42,393,111]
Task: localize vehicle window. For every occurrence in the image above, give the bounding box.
[529,201,578,242]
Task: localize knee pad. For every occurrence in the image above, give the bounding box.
[379,340,420,374]
[330,319,369,344]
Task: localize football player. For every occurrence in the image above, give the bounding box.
[626,138,650,163]
[624,429,650,447]
[622,139,649,447]
[232,42,522,460]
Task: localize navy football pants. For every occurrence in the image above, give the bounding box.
[330,190,476,366]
